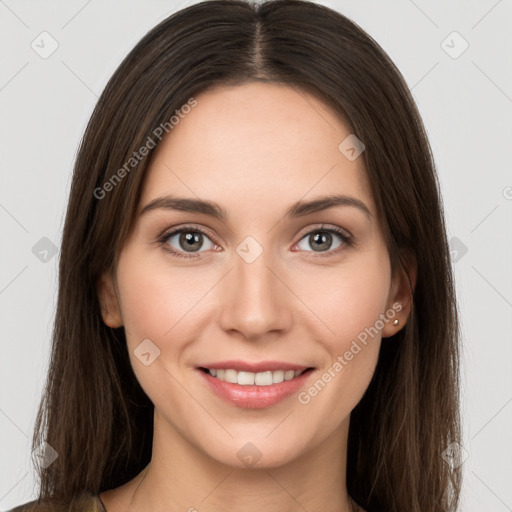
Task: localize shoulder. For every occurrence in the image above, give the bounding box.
[7,491,104,512]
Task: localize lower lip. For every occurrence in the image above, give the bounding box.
[197,368,315,409]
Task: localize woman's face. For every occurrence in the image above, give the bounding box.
[99,82,408,469]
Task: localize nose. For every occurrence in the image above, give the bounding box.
[218,248,293,341]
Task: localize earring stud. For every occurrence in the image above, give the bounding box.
[393,319,399,326]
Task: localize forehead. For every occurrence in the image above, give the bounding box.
[140,82,374,218]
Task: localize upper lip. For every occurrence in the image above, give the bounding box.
[198,360,313,373]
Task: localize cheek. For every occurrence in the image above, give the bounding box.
[295,251,390,400]
[116,249,210,340]
[294,250,391,345]
[114,254,207,408]
[114,251,222,394]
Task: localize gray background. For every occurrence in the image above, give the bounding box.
[1,0,511,510]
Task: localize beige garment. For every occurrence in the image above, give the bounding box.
[7,491,105,512]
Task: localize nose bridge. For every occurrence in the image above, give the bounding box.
[218,237,292,338]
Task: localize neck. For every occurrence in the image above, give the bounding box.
[121,408,357,512]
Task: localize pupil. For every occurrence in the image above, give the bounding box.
[180,232,202,252]
[311,232,331,251]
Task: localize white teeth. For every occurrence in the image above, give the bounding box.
[255,371,272,386]
[273,370,284,384]
[238,371,255,385]
[206,368,307,385]
[224,369,238,384]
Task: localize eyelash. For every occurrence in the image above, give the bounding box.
[156,224,354,260]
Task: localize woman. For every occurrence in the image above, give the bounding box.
[9,1,462,511]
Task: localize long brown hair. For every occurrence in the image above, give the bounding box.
[30,1,462,510]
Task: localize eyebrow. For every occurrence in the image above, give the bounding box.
[140,194,373,221]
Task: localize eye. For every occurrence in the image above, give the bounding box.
[157,224,353,260]
[295,226,352,256]
[158,226,217,259]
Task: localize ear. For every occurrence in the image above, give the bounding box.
[96,270,123,328]
[382,250,417,338]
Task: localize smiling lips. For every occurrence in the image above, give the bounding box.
[197,360,315,408]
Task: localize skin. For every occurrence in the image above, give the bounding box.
[97,82,415,512]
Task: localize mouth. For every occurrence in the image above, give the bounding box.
[196,365,316,408]
[198,367,314,386]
